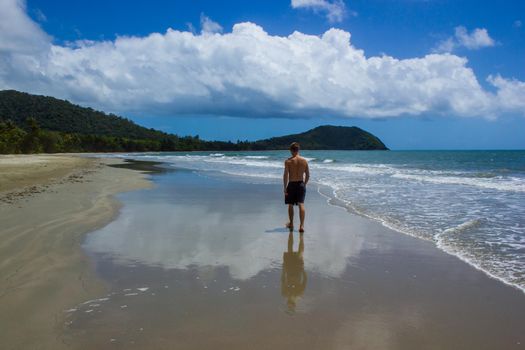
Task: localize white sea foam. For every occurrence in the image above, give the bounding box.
[435,232,525,294]
[220,170,281,180]
[165,155,282,169]
[245,155,270,159]
[211,159,282,168]
[82,297,109,305]
[392,173,525,192]
[438,219,483,237]
[322,164,394,175]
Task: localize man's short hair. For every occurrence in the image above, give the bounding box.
[290,142,300,153]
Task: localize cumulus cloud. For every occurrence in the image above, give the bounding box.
[200,13,223,34]
[455,26,495,49]
[0,0,524,120]
[291,0,347,23]
[487,75,525,112]
[0,0,50,54]
[435,26,495,53]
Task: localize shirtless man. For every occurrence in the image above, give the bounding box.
[283,142,310,233]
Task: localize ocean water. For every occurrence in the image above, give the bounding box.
[107,150,525,292]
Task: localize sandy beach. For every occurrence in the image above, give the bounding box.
[0,155,152,350]
[1,155,525,350]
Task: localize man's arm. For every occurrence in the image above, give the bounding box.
[283,161,289,193]
[304,161,310,185]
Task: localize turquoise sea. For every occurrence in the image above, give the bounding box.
[107,150,525,292]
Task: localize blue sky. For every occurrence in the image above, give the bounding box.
[1,0,524,149]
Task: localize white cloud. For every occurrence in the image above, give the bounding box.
[487,75,525,113]
[434,37,455,54]
[435,26,495,53]
[0,0,50,54]
[0,0,524,120]
[200,13,223,34]
[291,0,347,23]
[514,20,522,28]
[186,22,196,34]
[454,26,495,49]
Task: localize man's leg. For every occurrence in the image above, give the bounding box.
[299,203,305,232]
[287,204,294,229]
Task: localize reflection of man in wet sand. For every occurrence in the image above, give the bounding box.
[283,142,310,233]
[281,232,307,312]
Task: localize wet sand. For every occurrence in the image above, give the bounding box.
[0,155,152,350]
[64,168,525,350]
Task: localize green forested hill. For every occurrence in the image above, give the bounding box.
[252,125,388,150]
[0,90,166,139]
[0,90,388,153]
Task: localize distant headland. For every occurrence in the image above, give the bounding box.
[0,90,388,153]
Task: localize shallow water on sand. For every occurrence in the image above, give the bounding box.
[62,169,525,349]
[102,150,525,292]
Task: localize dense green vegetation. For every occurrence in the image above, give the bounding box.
[0,90,165,139]
[250,125,388,150]
[0,118,238,153]
[0,90,388,153]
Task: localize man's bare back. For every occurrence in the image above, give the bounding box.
[285,156,309,182]
[283,142,309,233]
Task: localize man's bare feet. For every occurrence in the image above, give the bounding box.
[299,226,304,233]
[286,222,294,230]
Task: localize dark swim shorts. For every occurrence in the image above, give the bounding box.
[285,181,306,205]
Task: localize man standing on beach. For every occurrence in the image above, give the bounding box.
[283,142,309,233]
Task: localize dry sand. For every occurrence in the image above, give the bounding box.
[0,155,152,350]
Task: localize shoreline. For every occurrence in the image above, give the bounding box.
[101,150,525,296]
[0,155,153,350]
[316,184,525,295]
[98,151,525,295]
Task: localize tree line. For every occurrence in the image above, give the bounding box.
[0,117,275,154]
[0,118,247,154]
